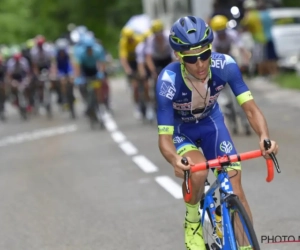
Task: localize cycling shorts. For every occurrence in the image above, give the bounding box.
[173,107,241,173]
[81,65,97,77]
[153,56,172,74]
[58,69,73,78]
[128,60,138,71]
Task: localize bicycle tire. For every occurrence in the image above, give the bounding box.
[202,204,222,250]
[227,196,260,250]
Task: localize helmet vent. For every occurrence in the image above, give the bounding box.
[188,16,197,24]
[179,18,185,27]
[205,28,210,36]
[187,29,196,34]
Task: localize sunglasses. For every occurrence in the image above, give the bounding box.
[179,47,212,64]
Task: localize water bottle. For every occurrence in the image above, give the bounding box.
[215,205,223,238]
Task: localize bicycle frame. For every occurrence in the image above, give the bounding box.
[183,139,281,250]
[201,169,253,250]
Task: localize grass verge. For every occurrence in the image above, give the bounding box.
[274,72,300,90]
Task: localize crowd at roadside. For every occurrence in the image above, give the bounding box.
[210,0,279,78]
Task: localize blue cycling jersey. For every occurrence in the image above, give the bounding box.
[156,52,254,169]
[76,43,106,68]
[156,52,253,133]
[56,50,72,75]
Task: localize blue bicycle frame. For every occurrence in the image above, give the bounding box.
[201,170,252,250]
[183,140,281,250]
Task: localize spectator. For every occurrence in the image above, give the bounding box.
[241,0,266,76]
[258,3,278,77]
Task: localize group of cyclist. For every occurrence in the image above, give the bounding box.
[0,26,109,123]
[119,19,176,121]
[119,16,253,134]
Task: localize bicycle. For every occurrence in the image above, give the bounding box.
[182,139,281,250]
[37,69,53,118]
[16,82,29,120]
[85,77,105,129]
[58,75,76,119]
[10,79,30,121]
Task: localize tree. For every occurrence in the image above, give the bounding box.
[0,0,143,56]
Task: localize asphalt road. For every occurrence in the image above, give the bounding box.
[0,77,299,250]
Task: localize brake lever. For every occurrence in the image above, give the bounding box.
[181,157,190,194]
[264,139,281,174]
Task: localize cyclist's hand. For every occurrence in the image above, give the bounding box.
[260,139,279,158]
[172,155,194,179]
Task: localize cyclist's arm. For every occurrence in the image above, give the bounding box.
[135,43,147,78]
[119,39,132,75]
[145,55,156,76]
[30,57,39,76]
[21,58,31,76]
[225,56,269,139]
[5,59,13,80]
[241,100,269,140]
[29,48,38,75]
[96,46,106,74]
[49,51,57,76]
[72,56,82,78]
[156,76,178,165]
[144,38,157,75]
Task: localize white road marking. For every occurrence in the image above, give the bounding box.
[119,141,138,156]
[111,131,126,143]
[103,113,118,132]
[0,124,78,147]
[103,111,183,200]
[155,176,183,199]
[132,155,158,173]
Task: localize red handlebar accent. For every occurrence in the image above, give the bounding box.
[184,149,275,202]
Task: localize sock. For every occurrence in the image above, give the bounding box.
[185,202,200,223]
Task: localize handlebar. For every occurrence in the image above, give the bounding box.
[182,139,280,202]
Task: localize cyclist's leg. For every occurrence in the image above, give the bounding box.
[173,133,207,249]
[58,73,68,106]
[0,81,5,112]
[127,60,141,119]
[101,75,111,110]
[143,66,155,120]
[200,112,252,223]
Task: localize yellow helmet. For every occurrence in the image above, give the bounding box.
[210,15,228,32]
[143,29,152,40]
[151,19,164,33]
[121,27,134,38]
[26,39,35,49]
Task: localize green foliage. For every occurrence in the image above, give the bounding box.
[0,0,143,56]
[282,0,300,7]
[274,72,300,90]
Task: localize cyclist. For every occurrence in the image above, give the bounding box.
[55,38,75,118]
[135,31,155,121]
[30,35,55,76]
[0,55,6,120]
[210,15,252,136]
[156,16,278,250]
[94,38,112,112]
[6,52,31,111]
[119,27,144,119]
[145,19,175,78]
[30,35,57,112]
[73,36,106,118]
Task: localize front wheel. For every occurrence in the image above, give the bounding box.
[228,196,260,250]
